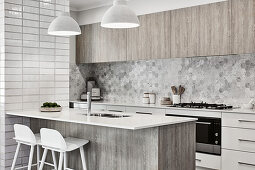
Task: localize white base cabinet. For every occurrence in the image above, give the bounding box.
[222,127,255,153]
[125,106,165,115]
[196,153,221,170]
[222,149,255,170]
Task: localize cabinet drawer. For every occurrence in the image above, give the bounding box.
[196,153,221,170]
[125,106,165,115]
[91,104,107,111]
[106,105,125,112]
[73,102,87,109]
[222,127,255,153]
[166,109,221,118]
[222,113,255,129]
[222,149,255,170]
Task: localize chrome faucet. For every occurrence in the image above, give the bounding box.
[87,92,91,116]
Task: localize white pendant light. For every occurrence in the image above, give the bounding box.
[48,12,81,36]
[101,0,140,29]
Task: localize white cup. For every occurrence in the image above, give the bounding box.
[173,95,181,104]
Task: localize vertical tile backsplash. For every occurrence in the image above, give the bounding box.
[0,0,70,168]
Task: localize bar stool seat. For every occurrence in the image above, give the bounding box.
[39,128,89,170]
[35,133,41,144]
[65,137,89,152]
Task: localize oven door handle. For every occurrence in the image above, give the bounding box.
[196,122,212,125]
[195,159,202,162]
[238,119,255,123]
[238,139,255,143]
[238,162,255,167]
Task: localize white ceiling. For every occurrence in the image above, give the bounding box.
[70,0,227,12]
[70,0,113,11]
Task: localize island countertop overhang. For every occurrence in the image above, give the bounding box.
[5,108,197,130]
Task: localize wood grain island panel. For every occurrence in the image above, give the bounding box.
[31,119,195,170]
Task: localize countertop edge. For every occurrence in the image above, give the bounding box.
[5,111,197,130]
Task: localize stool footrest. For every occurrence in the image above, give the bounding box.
[39,161,55,167]
[15,163,37,170]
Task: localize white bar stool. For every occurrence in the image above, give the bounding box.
[11,124,58,170]
[39,128,89,170]
[11,124,41,170]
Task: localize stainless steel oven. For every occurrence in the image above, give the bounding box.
[166,114,221,155]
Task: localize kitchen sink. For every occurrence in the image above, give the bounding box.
[84,113,131,118]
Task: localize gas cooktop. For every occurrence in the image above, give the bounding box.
[168,102,233,110]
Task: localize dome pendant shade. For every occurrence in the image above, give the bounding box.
[48,12,81,36]
[101,0,140,29]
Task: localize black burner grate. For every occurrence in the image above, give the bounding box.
[170,102,233,110]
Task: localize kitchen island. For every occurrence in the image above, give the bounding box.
[6,108,196,170]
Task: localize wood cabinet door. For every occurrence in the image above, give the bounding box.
[127,11,171,61]
[171,2,230,58]
[76,23,127,63]
[198,1,230,56]
[170,6,199,58]
[231,0,255,54]
[96,24,127,63]
[76,24,96,63]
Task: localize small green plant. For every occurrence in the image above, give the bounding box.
[41,102,61,108]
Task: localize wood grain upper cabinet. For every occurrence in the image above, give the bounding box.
[170,2,230,58]
[127,11,171,61]
[230,0,255,54]
[96,25,127,63]
[76,24,96,63]
[198,1,230,56]
[170,7,199,58]
[76,23,127,63]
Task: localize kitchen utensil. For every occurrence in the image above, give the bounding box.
[171,86,177,95]
[179,86,185,95]
[80,92,87,101]
[92,88,100,97]
[87,80,95,92]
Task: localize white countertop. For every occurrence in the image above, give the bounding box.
[71,100,255,114]
[6,108,196,130]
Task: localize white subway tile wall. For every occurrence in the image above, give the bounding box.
[0,0,70,168]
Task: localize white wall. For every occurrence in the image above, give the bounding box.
[76,0,227,25]
[1,0,70,168]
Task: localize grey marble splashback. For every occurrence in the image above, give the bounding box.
[70,54,255,106]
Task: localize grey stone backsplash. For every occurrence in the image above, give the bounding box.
[70,54,255,106]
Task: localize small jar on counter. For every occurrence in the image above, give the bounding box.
[143,92,150,98]
[142,97,150,104]
[149,93,156,104]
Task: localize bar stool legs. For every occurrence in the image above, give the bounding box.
[58,152,64,170]
[80,147,87,170]
[27,146,34,170]
[37,145,40,170]
[39,148,48,170]
[52,150,58,170]
[11,143,21,170]
[64,153,67,170]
